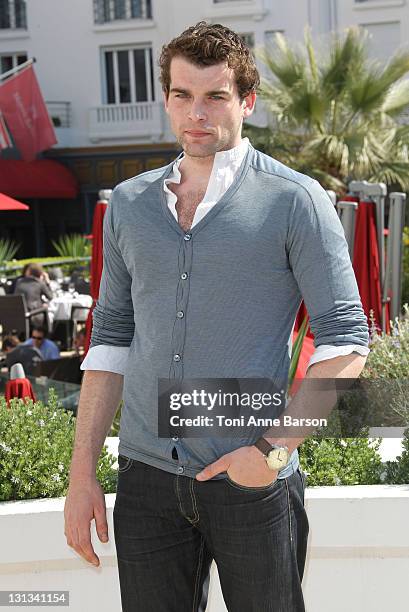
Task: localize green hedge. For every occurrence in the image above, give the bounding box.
[0,391,117,502]
[0,256,90,278]
[1,389,408,501]
[299,435,384,486]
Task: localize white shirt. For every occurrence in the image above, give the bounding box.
[81,138,369,374]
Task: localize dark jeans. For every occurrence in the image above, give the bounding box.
[113,456,309,612]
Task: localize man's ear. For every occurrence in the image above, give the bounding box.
[163,90,170,113]
[242,91,256,119]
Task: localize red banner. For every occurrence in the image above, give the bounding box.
[0,65,57,161]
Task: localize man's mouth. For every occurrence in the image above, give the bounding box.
[185,130,212,137]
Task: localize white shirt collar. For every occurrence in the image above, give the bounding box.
[163,137,250,228]
[167,137,250,185]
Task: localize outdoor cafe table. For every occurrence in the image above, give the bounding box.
[47,292,92,329]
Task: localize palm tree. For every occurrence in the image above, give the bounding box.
[246,27,409,193]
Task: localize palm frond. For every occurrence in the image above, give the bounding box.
[369,161,409,191]
[322,27,367,97]
[0,238,20,264]
[381,80,409,116]
[258,33,306,89]
[52,234,91,259]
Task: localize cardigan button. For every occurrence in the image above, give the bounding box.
[173,354,181,362]
[176,310,184,318]
[180,272,188,280]
[184,233,192,241]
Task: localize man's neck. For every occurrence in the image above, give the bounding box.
[179,154,214,185]
[179,137,244,184]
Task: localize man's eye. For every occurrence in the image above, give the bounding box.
[175,93,188,98]
[210,95,223,100]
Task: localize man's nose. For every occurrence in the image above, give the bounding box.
[188,101,207,121]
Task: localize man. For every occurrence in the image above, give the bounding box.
[23,326,60,361]
[64,22,369,612]
[1,334,20,353]
[13,263,53,328]
[1,333,43,375]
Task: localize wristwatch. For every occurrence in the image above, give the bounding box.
[254,437,290,472]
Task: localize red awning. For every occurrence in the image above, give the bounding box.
[0,159,78,199]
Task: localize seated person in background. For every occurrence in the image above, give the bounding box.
[2,333,43,375]
[23,326,60,361]
[73,326,86,356]
[1,333,20,351]
[14,263,54,328]
[9,263,31,293]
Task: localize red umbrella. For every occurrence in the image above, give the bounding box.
[84,200,108,353]
[5,378,36,403]
[0,192,29,210]
[294,302,314,340]
[352,200,390,334]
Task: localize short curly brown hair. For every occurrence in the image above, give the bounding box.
[159,22,260,100]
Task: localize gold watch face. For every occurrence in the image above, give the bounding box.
[266,447,290,471]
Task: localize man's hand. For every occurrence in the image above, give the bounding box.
[196,446,278,487]
[64,477,109,567]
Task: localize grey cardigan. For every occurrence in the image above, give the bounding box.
[90,144,368,480]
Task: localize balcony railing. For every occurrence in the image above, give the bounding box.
[46,102,71,128]
[93,0,152,24]
[0,0,27,30]
[207,0,265,20]
[89,101,164,142]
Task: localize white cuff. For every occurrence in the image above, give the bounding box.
[307,344,370,370]
[80,345,130,375]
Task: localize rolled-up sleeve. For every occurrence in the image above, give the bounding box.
[90,190,135,348]
[287,180,369,348]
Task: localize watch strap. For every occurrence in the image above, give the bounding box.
[254,437,273,457]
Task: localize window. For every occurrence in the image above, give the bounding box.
[213,0,248,3]
[0,52,27,75]
[103,46,154,104]
[360,21,400,61]
[94,0,152,24]
[0,0,27,29]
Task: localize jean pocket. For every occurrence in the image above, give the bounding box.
[225,474,282,493]
[297,468,307,504]
[299,468,307,488]
[117,454,134,473]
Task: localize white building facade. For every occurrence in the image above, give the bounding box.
[1,0,408,151]
[0,0,408,256]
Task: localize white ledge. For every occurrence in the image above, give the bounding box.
[353,0,405,9]
[92,20,155,33]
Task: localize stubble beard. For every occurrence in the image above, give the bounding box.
[177,134,220,159]
[176,125,240,159]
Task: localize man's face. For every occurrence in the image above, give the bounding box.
[31,332,44,347]
[164,56,256,158]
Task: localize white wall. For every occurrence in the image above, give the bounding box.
[336,0,409,59]
[1,485,409,611]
